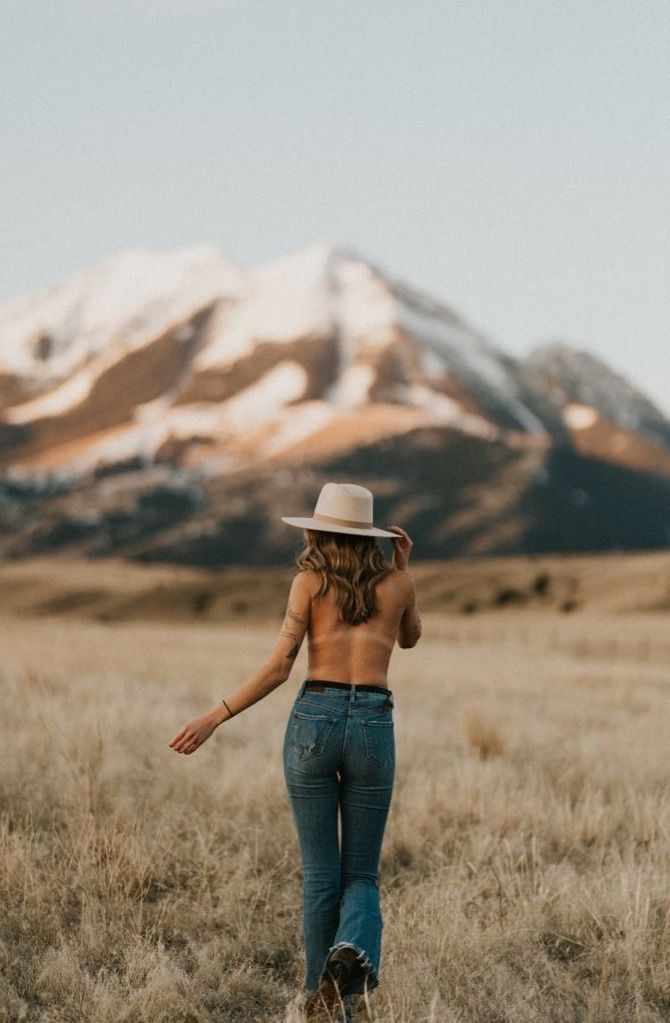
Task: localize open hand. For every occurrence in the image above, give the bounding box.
[169,711,218,755]
[386,525,413,571]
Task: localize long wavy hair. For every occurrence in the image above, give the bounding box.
[295,529,392,626]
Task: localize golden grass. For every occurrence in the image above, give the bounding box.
[2,571,670,1021]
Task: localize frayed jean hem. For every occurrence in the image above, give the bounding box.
[322,940,379,995]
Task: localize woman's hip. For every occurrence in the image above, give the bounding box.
[283,690,395,780]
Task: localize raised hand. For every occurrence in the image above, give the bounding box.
[385,525,413,571]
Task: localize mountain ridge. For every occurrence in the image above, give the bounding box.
[1,241,669,562]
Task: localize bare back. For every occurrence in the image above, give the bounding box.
[303,569,413,687]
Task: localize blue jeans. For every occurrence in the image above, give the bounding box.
[283,680,395,997]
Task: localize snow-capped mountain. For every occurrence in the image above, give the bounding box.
[0,241,557,477]
[1,242,669,562]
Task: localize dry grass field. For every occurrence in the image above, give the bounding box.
[2,552,670,1022]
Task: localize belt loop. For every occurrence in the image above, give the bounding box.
[348,683,356,717]
[298,680,307,699]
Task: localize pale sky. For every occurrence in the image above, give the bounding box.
[1,0,669,414]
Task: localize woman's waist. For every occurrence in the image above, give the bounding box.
[304,678,390,694]
[296,678,394,710]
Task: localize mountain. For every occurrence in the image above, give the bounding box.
[520,340,670,475]
[1,242,669,564]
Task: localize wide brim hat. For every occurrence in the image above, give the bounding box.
[281,482,397,538]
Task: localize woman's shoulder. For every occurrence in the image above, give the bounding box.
[379,568,415,601]
[291,569,321,593]
[380,567,412,587]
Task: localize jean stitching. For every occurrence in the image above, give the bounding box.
[297,697,347,712]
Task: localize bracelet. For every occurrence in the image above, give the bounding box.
[221,698,235,720]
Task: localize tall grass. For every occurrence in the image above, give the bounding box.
[2,610,670,1022]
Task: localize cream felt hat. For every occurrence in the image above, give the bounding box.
[281,482,397,538]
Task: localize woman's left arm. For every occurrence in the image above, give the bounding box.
[168,572,311,755]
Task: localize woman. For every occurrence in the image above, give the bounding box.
[168,482,421,1021]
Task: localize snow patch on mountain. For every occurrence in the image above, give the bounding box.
[407,384,500,438]
[524,340,670,449]
[159,404,227,438]
[5,365,96,422]
[54,421,171,476]
[563,403,598,430]
[221,360,308,429]
[400,304,548,434]
[262,402,338,456]
[0,245,242,382]
[328,364,376,407]
[331,256,398,339]
[323,251,402,406]
[195,243,337,370]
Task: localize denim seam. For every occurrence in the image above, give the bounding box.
[294,711,337,721]
[296,701,347,714]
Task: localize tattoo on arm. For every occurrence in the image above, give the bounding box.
[279,599,307,660]
[280,627,302,658]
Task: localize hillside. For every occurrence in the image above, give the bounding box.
[1,549,668,625]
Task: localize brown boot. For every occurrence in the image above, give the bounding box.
[303,979,341,1022]
[324,945,370,996]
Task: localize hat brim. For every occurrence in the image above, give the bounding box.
[281,516,397,539]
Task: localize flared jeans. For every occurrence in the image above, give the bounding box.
[283,680,395,997]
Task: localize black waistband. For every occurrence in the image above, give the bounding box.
[304,679,391,695]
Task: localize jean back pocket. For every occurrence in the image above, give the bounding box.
[290,710,337,760]
[361,718,394,768]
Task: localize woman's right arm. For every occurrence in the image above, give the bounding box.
[168,572,311,755]
[386,525,422,649]
[398,573,422,648]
